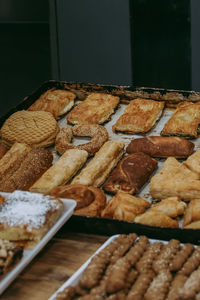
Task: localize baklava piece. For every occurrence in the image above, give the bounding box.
[161,102,200,139]
[0,239,23,275]
[67,92,120,125]
[112,98,164,133]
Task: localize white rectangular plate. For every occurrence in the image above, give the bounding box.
[0,191,77,295]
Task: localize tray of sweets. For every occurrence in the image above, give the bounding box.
[49,233,200,300]
[1,80,200,244]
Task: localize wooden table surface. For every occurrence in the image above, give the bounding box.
[2,231,109,300]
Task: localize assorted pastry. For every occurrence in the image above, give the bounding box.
[54,233,200,300]
[0,86,200,230]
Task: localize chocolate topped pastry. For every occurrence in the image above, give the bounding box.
[103,152,157,195]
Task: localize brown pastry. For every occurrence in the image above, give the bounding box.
[28,88,76,119]
[103,152,157,194]
[161,101,200,139]
[1,110,59,148]
[67,92,120,125]
[72,140,124,187]
[134,210,179,228]
[112,98,164,133]
[101,191,150,222]
[0,147,53,192]
[50,184,106,217]
[0,142,9,159]
[126,136,194,158]
[55,124,109,156]
[30,149,88,194]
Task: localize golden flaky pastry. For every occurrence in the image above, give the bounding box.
[134,210,179,228]
[30,149,88,195]
[150,197,186,218]
[150,151,200,201]
[28,88,76,119]
[1,110,59,148]
[72,140,124,187]
[161,102,200,139]
[183,199,200,227]
[112,98,164,133]
[67,92,120,125]
[101,191,150,222]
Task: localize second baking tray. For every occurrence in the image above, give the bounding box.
[2,80,200,244]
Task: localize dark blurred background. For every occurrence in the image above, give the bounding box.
[0,0,200,116]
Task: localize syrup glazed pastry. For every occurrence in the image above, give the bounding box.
[27,88,76,119]
[67,92,120,125]
[0,191,63,243]
[126,136,194,158]
[112,98,164,133]
[30,149,88,195]
[103,152,158,194]
[0,238,23,275]
[0,110,59,148]
[101,191,150,222]
[55,124,109,156]
[161,101,200,139]
[71,140,124,187]
[0,147,53,192]
[49,184,106,217]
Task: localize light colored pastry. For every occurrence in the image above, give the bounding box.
[150,197,186,218]
[71,140,124,187]
[50,184,106,217]
[161,101,200,139]
[0,142,31,182]
[67,92,120,125]
[55,124,109,156]
[1,110,59,148]
[27,88,76,119]
[0,191,63,243]
[150,156,200,201]
[183,150,200,175]
[183,199,200,227]
[112,98,164,133]
[30,149,88,194]
[101,191,150,221]
[0,148,53,192]
[134,210,179,228]
[184,220,200,229]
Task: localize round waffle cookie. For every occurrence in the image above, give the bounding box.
[1,110,59,148]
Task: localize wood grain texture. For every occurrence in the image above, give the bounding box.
[2,232,108,300]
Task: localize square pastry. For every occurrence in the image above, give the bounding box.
[161,102,200,139]
[112,98,164,133]
[67,92,120,125]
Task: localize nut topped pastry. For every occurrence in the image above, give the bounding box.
[1,110,59,148]
[112,98,164,133]
[28,88,76,119]
[0,238,23,275]
[67,92,120,125]
[0,191,63,244]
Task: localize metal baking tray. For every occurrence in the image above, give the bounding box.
[2,80,200,244]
